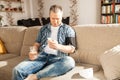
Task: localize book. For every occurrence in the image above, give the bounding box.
[115,5,120,13]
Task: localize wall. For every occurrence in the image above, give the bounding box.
[12,0,32,25]
[43,0,71,17]
[29,0,39,18]
[78,0,101,24]
[0,0,101,26]
[39,0,101,25]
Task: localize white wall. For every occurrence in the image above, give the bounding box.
[41,0,101,24]
[29,0,39,18]
[78,0,101,24]
[12,0,31,25]
[43,0,71,17]
[0,0,101,26]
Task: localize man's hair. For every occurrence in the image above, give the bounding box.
[49,5,63,14]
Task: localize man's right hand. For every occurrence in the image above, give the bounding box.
[29,52,38,61]
[29,43,40,61]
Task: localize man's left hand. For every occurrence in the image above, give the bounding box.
[48,39,59,50]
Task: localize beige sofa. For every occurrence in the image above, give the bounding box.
[1,24,120,80]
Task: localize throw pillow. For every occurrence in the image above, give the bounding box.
[0,39,7,54]
[30,18,41,26]
[17,20,24,26]
[99,45,120,80]
[62,17,70,25]
[41,17,50,25]
[22,19,32,27]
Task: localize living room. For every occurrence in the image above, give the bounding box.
[1,0,120,80]
[0,0,101,26]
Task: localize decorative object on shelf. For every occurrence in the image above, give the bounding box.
[18,6,22,11]
[0,4,4,11]
[69,0,79,26]
[38,0,44,26]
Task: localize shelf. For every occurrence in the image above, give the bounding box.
[0,0,24,13]
[0,0,24,25]
[101,0,120,24]
[101,13,113,15]
[115,12,120,14]
[0,0,23,3]
[0,10,23,13]
[102,2,113,5]
[115,2,120,5]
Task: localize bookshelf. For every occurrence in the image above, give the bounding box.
[0,0,24,25]
[101,0,120,24]
[0,0,23,13]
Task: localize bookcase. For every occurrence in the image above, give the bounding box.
[0,0,23,13]
[101,0,120,24]
[0,0,24,26]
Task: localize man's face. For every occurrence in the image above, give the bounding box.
[50,11,63,27]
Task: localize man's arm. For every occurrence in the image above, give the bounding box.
[48,39,75,54]
[57,44,75,54]
[33,42,40,52]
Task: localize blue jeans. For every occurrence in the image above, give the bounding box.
[12,52,75,80]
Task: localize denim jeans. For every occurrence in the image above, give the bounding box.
[12,52,75,80]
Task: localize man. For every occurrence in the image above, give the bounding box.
[12,4,77,80]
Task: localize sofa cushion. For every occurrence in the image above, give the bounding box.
[0,26,27,55]
[72,24,120,65]
[0,54,18,61]
[0,39,7,54]
[21,26,42,56]
[100,45,120,80]
[0,56,27,80]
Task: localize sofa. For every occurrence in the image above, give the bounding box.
[1,24,120,80]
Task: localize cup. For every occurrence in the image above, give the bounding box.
[29,46,38,60]
[30,46,37,53]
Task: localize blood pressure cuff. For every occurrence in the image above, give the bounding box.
[65,37,77,50]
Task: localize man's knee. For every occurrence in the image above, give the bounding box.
[63,56,75,68]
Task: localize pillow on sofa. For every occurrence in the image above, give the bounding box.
[62,17,70,25]
[30,18,41,26]
[99,45,120,80]
[41,17,50,25]
[41,17,70,25]
[0,39,7,54]
[22,19,32,27]
[17,18,41,27]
